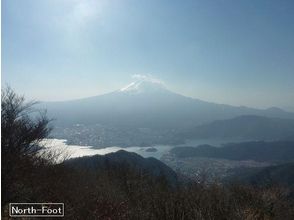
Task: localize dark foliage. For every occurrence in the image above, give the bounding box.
[1,87,52,205]
[231,163,294,188]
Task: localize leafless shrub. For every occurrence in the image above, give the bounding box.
[1,87,52,205]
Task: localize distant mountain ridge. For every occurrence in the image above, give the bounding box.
[182,115,294,141]
[170,141,294,162]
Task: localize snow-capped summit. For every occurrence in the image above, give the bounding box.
[119,79,168,94]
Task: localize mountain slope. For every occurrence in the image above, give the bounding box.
[182,115,294,141]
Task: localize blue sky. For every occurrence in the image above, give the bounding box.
[2,0,294,111]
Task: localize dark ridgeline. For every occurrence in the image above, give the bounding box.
[170,141,294,162]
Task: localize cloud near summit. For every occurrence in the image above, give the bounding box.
[131,74,165,85]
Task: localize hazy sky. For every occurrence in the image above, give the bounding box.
[2,0,294,111]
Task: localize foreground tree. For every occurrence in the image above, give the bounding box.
[1,87,51,205]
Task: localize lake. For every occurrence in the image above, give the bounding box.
[40,138,235,162]
[40,139,174,160]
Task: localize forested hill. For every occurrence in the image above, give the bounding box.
[181,115,294,141]
[65,150,178,186]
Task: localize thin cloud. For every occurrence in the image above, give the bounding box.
[132,74,165,85]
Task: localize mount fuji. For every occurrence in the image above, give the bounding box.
[42,79,294,127]
[40,79,294,147]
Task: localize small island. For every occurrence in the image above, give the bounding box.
[145,147,158,152]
